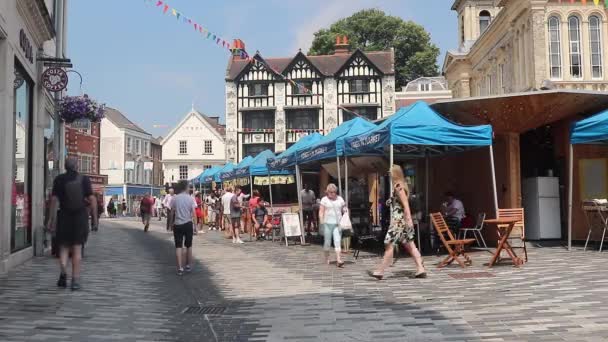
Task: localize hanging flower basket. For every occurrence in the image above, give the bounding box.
[58,95,105,123]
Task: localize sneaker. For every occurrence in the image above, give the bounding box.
[70,279,81,291]
[185,265,192,273]
[57,273,67,288]
[177,268,184,276]
[237,240,244,244]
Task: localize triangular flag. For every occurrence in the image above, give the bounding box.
[594,0,600,5]
[163,4,169,13]
[194,23,198,30]
[156,1,163,6]
[171,8,177,16]
[207,32,212,38]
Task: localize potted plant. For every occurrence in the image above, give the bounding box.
[58,94,105,123]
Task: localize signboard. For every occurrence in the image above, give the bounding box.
[70,118,91,130]
[42,67,68,92]
[124,161,135,170]
[144,162,154,170]
[281,213,303,246]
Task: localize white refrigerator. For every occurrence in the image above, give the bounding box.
[522,177,562,240]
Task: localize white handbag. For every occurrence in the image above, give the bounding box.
[339,208,353,231]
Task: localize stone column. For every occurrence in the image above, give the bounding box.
[274,82,286,153]
[323,78,338,133]
[225,82,238,163]
[381,76,395,118]
[561,18,571,81]
[0,41,13,272]
[530,9,548,88]
[581,18,592,81]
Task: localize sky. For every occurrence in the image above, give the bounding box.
[68,0,457,138]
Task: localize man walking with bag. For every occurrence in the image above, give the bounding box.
[46,158,98,291]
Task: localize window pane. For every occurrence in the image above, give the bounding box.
[243,111,274,129]
[286,110,318,129]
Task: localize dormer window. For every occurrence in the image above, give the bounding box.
[249,83,268,97]
[349,79,369,93]
[479,10,491,34]
[418,80,432,92]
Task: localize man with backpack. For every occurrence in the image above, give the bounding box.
[46,158,98,291]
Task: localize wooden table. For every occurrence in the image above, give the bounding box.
[484,217,525,267]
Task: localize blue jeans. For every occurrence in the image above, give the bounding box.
[322,223,341,252]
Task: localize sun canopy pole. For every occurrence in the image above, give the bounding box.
[425,152,429,220]
[568,143,574,251]
[267,169,274,213]
[345,156,349,206]
[489,145,499,217]
[389,144,394,224]
[295,164,305,245]
[336,156,342,197]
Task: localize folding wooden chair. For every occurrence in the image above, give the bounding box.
[430,213,476,268]
[497,208,527,262]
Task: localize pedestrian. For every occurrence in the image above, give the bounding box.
[107,198,115,218]
[171,181,197,276]
[140,194,154,232]
[194,192,204,235]
[370,165,426,280]
[46,158,98,291]
[221,187,234,239]
[230,186,244,244]
[163,188,175,231]
[248,190,261,237]
[318,183,346,267]
[121,198,127,216]
[253,199,272,240]
[155,195,163,221]
[301,184,316,235]
[205,192,215,230]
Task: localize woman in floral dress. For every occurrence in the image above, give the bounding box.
[370,165,426,279]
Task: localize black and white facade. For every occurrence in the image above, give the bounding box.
[225,41,395,162]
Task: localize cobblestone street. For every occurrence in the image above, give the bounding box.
[1,218,608,342]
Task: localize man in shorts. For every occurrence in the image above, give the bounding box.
[140,194,154,232]
[46,158,98,291]
[171,181,197,276]
[230,186,244,244]
[300,184,316,234]
[163,188,175,231]
[253,199,273,240]
[221,187,234,238]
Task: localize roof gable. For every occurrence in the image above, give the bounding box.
[233,54,283,82]
[336,49,383,78]
[103,107,150,135]
[283,52,323,79]
[161,110,225,145]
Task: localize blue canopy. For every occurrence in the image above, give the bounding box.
[212,162,235,182]
[344,101,493,156]
[198,165,222,184]
[571,109,608,144]
[249,150,291,176]
[296,117,377,164]
[268,133,323,170]
[221,157,252,180]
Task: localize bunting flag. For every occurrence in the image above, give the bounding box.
[146,0,233,54]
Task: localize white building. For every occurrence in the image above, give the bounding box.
[161,108,226,184]
[395,77,453,109]
[0,0,68,273]
[225,36,396,162]
[100,107,161,211]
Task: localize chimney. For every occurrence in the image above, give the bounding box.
[230,39,247,60]
[334,35,350,55]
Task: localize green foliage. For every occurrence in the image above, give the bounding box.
[308,9,440,88]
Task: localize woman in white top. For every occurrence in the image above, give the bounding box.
[318,183,346,267]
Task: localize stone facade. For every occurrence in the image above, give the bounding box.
[444,0,608,98]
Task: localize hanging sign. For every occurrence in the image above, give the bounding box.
[42,67,68,92]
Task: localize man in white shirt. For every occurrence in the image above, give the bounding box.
[163,188,175,231]
[221,187,234,237]
[171,181,197,276]
[442,191,465,234]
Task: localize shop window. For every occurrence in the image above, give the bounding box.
[12,62,33,252]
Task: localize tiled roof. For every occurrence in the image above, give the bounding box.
[226,49,394,81]
[103,107,149,135]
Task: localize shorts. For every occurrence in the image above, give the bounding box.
[303,209,314,222]
[142,213,151,226]
[173,222,194,248]
[231,217,241,227]
[208,208,217,222]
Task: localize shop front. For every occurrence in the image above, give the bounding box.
[0,1,57,273]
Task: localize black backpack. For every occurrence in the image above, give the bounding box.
[63,175,86,211]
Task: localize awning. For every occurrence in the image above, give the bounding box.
[432,90,608,134]
[267,133,323,171]
[211,162,236,183]
[571,109,608,144]
[221,156,253,180]
[344,101,492,156]
[296,117,376,165]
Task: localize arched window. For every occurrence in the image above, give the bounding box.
[568,16,582,78]
[479,10,491,34]
[548,16,562,79]
[460,15,465,43]
[589,15,603,78]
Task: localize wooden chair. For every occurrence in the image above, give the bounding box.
[430,213,476,268]
[497,208,527,262]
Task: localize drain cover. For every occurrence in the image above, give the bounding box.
[183,306,226,315]
[448,272,495,279]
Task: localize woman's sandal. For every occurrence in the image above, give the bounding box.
[414,271,427,279]
[368,271,383,280]
[337,261,345,268]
